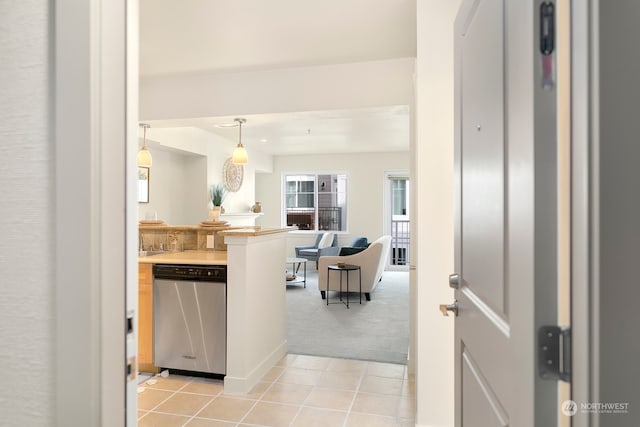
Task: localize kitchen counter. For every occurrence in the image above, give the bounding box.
[138,250,227,265]
[137,227,290,394]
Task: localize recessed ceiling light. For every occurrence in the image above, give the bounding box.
[260,139,268,143]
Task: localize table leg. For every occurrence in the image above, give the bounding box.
[346,270,350,308]
[303,261,306,288]
[359,267,362,304]
[326,268,329,306]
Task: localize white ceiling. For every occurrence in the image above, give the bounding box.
[140,0,416,155]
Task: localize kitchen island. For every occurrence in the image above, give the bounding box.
[138,227,291,394]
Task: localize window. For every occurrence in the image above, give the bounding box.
[284,173,347,231]
[389,177,410,266]
[391,178,408,216]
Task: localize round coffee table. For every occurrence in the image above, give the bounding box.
[286,257,307,287]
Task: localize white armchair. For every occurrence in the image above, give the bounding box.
[318,235,392,301]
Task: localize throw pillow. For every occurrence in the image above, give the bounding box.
[339,246,367,256]
[317,232,334,249]
[351,237,368,247]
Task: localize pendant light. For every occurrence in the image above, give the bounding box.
[137,123,152,167]
[232,118,248,165]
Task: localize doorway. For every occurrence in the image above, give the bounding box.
[48,1,444,425]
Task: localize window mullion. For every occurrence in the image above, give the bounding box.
[314,174,319,231]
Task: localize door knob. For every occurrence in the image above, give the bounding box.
[439,300,459,317]
[449,273,460,289]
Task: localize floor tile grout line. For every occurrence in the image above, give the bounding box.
[321,355,369,425]
[245,358,342,426]
[340,361,366,427]
[178,393,218,427]
[143,404,404,426]
[235,397,264,426]
[262,356,309,426]
[297,404,351,412]
[138,379,192,414]
[146,389,223,397]
[288,403,306,427]
[137,355,416,425]
[229,364,289,427]
[183,393,262,426]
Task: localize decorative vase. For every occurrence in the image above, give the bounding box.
[208,206,221,221]
[251,202,262,213]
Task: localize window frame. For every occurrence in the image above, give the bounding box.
[281,171,349,233]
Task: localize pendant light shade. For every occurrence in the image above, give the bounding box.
[232,145,248,164]
[137,123,152,167]
[137,147,152,167]
[232,118,248,165]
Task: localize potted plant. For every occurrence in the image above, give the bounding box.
[208,184,227,221]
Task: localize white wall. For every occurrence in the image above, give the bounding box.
[0,2,54,424]
[224,233,288,393]
[137,147,207,225]
[255,152,409,257]
[138,127,274,224]
[140,58,415,120]
[414,1,460,426]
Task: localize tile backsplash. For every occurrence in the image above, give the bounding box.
[139,226,229,252]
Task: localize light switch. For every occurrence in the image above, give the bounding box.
[206,234,214,249]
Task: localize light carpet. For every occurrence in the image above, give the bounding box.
[286,269,410,364]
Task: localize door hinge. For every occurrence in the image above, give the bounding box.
[538,326,571,382]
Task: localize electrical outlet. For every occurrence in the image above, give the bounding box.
[206,234,214,249]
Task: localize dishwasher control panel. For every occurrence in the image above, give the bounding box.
[153,264,227,282]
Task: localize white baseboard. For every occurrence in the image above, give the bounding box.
[223,340,287,394]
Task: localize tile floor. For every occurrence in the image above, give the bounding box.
[138,354,415,427]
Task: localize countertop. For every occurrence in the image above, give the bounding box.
[138,250,228,265]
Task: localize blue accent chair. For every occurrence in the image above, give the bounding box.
[295,232,338,268]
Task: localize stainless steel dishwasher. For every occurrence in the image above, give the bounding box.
[153,264,226,376]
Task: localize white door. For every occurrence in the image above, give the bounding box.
[451,0,562,425]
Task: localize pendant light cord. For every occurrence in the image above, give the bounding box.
[143,125,147,148]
